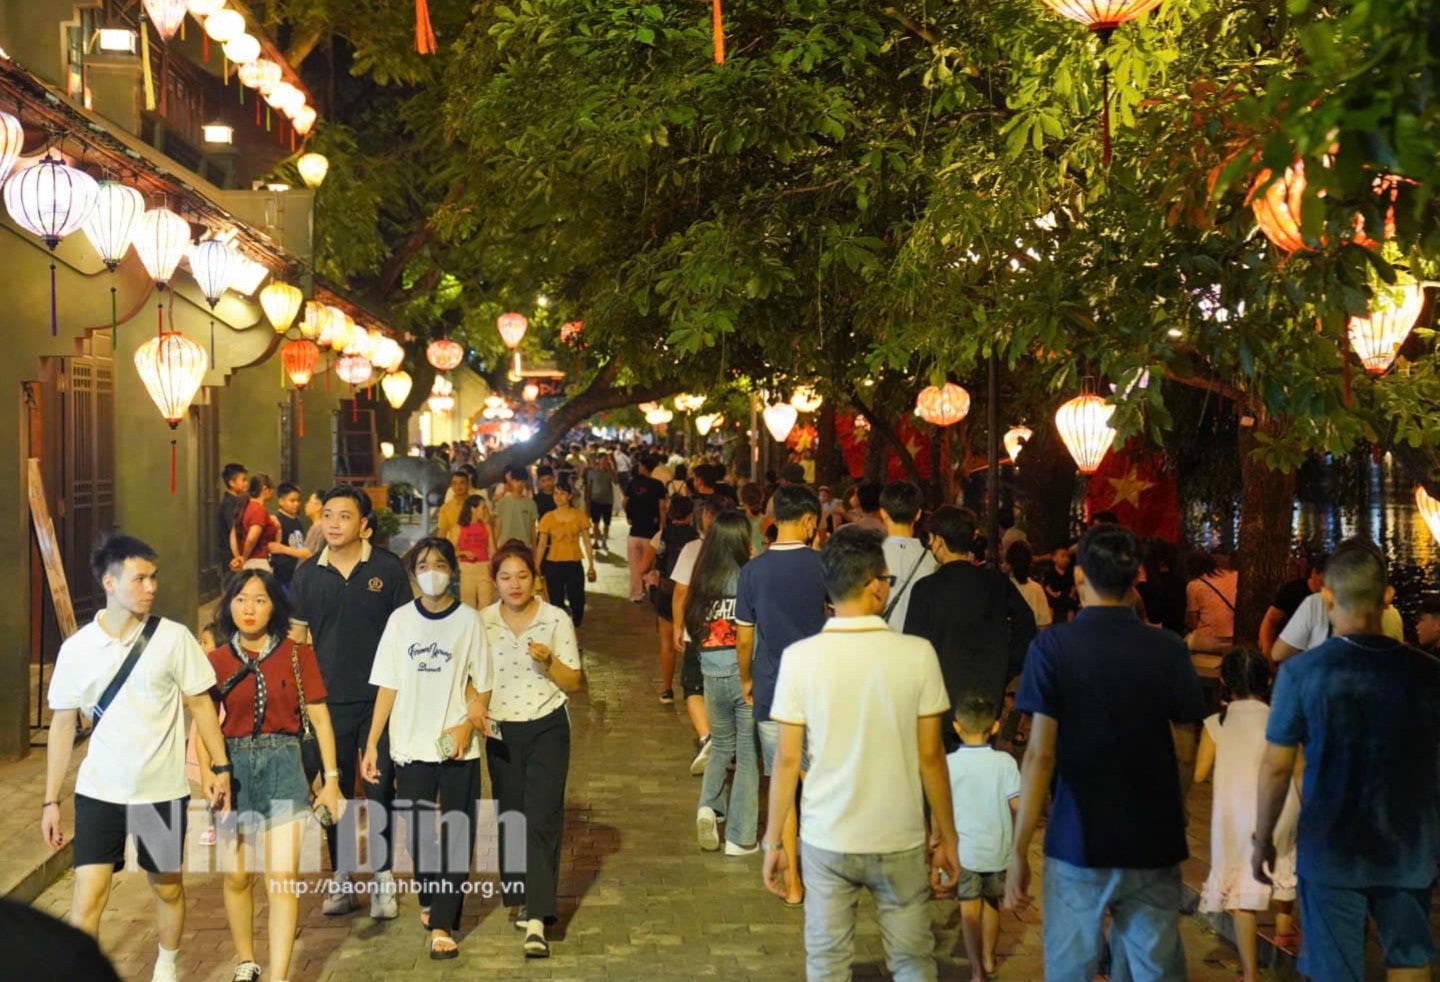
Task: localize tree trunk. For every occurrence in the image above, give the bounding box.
[1234,419,1296,646]
[850,393,925,487]
[470,361,675,488]
[816,400,841,487]
[1012,427,1078,551]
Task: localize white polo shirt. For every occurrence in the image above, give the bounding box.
[48,614,215,805]
[1278,591,1405,652]
[769,615,949,854]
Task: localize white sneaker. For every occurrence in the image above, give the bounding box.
[724,840,760,856]
[696,806,720,851]
[151,960,178,982]
[322,873,359,916]
[689,736,713,776]
[370,870,399,920]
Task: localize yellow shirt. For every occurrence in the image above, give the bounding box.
[538,507,589,563]
[436,497,464,539]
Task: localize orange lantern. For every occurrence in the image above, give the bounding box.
[1055,392,1117,474]
[497,311,529,349]
[281,338,320,436]
[1417,486,1440,545]
[135,331,208,493]
[915,383,971,427]
[427,337,464,372]
[1349,282,1426,375]
[1249,162,1310,253]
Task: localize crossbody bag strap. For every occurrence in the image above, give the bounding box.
[882,550,927,621]
[292,645,314,738]
[1198,576,1236,614]
[92,615,161,726]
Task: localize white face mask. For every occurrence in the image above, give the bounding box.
[416,570,451,597]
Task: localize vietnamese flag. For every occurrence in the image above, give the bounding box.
[1085,443,1181,542]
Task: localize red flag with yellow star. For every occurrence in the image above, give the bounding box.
[1085,443,1180,541]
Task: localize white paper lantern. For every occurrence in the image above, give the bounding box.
[1055,393,1117,475]
[645,407,674,426]
[186,0,227,17]
[1349,282,1426,375]
[221,32,261,65]
[132,207,192,286]
[1003,425,1033,465]
[203,8,245,43]
[763,402,798,442]
[1417,486,1440,546]
[237,59,281,93]
[4,154,100,249]
[381,371,413,409]
[0,111,23,185]
[297,152,329,189]
[790,386,823,413]
[82,181,144,271]
[142,0,188,41]
[291,105,318,136]
[335,354,373,387]
[695,413,723,436]
[190,238,237,308]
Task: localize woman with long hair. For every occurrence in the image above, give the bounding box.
[685,511,758,854]
[199,570,342,982]
[449,493,497,609]
[362,537,492,960]
[469,541,583,958]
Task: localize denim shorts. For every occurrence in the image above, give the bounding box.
[1298,880,1435,979]
[955,868,1006,902]
[222,733,311,831]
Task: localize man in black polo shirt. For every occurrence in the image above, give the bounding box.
[290,485,412,919]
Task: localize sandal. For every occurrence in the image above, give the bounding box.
[429,934,459,960]
[524,931,550,958]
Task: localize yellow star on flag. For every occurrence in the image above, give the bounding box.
[1107,465,1156,509]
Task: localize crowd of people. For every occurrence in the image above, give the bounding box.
[33,441,1440,982]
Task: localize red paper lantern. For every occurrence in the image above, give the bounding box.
[915,383,971,427]
[281,339,320,389]
[427,337,464,372]
[496,312,528,350]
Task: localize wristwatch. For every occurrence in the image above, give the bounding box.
[210,763,233,775]
[761,840,784,852]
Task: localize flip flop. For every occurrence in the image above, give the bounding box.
[429,935,459,960]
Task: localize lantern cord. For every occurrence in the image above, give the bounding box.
[48,261,57,337]
[712,0,725,64]
[415,0,438,55]
[157,300,163,339]
[140,15,156,112]
[1100,61,1112,165]
[169,439,177,495]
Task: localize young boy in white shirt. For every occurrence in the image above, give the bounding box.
[944,693,1021,982]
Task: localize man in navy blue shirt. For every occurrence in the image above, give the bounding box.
[1005,523,1203,982]
[1255,538,1440,982]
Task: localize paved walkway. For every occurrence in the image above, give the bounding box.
[29,522,1248,981]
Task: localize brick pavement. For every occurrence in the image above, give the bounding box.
[30,522,1248,981]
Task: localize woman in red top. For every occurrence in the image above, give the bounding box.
[199,569,342,982]
[229,473,281,572]
[448,493,497,609]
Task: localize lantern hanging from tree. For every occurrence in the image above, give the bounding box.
[415,0,437,55]
[645,407,674,426]
[790,386,824,413]
[915,383,971,427]
[762,402,798,442]
[1036,0,1162,164]
[1249,162,1310,253]
[0,111,24,185]
[1055,392,1117,474]
[82,181,145,335]
[260,281,303,333]
[5,154,100,336]
[1004,425,1033,464]
[134,330,208,493]
[637,401,661,414]
[281,337,319,436]
[297,152,328,188]
[695,413,723,437]
[1349,282,1426,375]
[292,105,318,136]
[427,337,464,372]
[1417,486,1440,546]
[497,311,528,349]
[381,370,413,409]
[674,393,705,412]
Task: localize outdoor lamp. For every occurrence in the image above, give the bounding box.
[762,402,798,442]
[915,383,970,427]
[260,281,303,333]
[297,152,328,188]
[1349,282,1426,375]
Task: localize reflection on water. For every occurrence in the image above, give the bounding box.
[1293,453,1438,624]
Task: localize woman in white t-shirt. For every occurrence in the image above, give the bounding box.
[470,541,583,959]
[362,537,493,961]
[1185,551,1238,655]
[1006,542,1052,629]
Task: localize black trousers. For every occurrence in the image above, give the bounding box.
[542,560,586,627]
[395,759,480,932]
[486,707,570,922]
[304,699,395,873]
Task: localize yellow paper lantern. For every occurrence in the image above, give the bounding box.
[260,282,304,333]
[381,371,413,409]
[1055,393,1117,474]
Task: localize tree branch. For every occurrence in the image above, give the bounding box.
[884,7,941,45]
[365,181,467,304]
[849,390,926,487]
[285,23,327,68]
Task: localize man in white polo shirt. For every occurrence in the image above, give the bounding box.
[43,534,230,982]
[762,525,959,981]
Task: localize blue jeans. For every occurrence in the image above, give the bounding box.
[757,718,811,776]
[699,673,759,847]
[800,841,936,982]
[1042,858,1187,982]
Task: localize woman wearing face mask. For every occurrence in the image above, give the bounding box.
[361,538,493,960]
[199,570,342,982]
[469,541,583,958]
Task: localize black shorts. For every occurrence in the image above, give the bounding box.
[651,584,674,621]
[681,640,704,700]
[589,501,613,525]
[73,795,190,873]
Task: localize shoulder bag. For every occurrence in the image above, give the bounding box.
[90,616,161,728]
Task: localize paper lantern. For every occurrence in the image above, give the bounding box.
[1055,392,1117,474]
[673,393,705,412]
[142,0,188,40]
[222,32,261,65]
[135,331,208,493]
[497,311,529,349]
[82,181,144,271]
[790,386,823,413]
[228,253,268,295]
[637,401,661,414]
[203,8,245,43]
[189,238,237,308]
[335,354,373,387]
[301,300,328,341]
[1249,163,1310,254]
[1349,282,1426,375]
[342,324,373,358]
[266,82,304,115]
[133,207,192,287]
[292,105,318,136]
[326,308,356,352]
[4,154,99,249]
[523,382,540,402]
[297,152,328,189]
[695,413,723,436]
[1038,0,1163,31]
[237,58,281,93]
[280,338,320,389]
[645,407,674,426]
[369,336,404,372]
[186,0,226,17]
[0,111,22,185]
[762,402,798,442]
[560,320,584,344]
[260,281,303,333]
[427,338,464,372]
[1417,486,1440,545]
[1004,425,1033,464]
[381,371,413,409]
[915,383,970,427]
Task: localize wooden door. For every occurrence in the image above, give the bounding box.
[62,353,116,624]
[193,398,222,600]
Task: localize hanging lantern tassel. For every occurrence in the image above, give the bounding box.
[209,319,215,364]
[1095,28,1114,165]
[415,0,438,54]
[169,437,177,495]
[203,33,209,64]
[712,0,725,64]
[49,260,57,337]
[140,15,156,112]
[351,385,358,422]
[297,391,305,438]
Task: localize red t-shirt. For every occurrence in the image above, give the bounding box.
[208,639,327,738]
[456,521,491,563]
[240,498,279,559]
